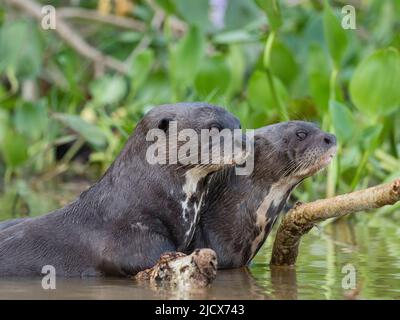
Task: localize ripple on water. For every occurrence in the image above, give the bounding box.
[0,215,400,299]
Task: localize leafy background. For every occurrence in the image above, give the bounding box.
[0,0,399,243]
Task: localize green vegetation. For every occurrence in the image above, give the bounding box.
[0,0,399,221]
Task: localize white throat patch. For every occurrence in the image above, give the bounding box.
[181,168,208,248]
[249,178,297,259]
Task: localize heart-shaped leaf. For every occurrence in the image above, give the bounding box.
[350,48,400,117]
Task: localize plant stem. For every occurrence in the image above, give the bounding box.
[326,66,339,197]
[4,167,13,186]
[60,136,85,165]
[350,149,370,190]
[263,31,289,121]
[326,152,338,198]
[329,67,338,102]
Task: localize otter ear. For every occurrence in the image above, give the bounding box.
[158,117,173,132]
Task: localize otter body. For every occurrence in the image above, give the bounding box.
[189,121,336,268]
[0,103,242,277]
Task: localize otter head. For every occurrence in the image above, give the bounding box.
[253,121,337,182]
[140,103,247,177]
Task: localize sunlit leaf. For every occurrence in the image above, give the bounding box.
[130,49,154,94]
[350,48,400,117]
[0,20,42,78]
[247,70,288,115]
[175,0,210,30]
[224,0,261,30]
[14,101,47,140]
[329,100,354,141]
[89,75,127,107]
[136,71,171,105]
[255,0,282,31]
[323,2,348,67]
[1,130,28,168]
[270,41,298,86]
[154,0,177,14]
[361,124,383,151]
[225,45,245,98]
[54,114,107,148]
[213,30,260,44]
[307,44,330,113]
[194,55,230,96]
[169,26,205,90]
[0,109,9,144]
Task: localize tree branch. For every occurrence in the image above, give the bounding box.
[6,0,132,74]
[270,178,400,266]
[57,7,146,31]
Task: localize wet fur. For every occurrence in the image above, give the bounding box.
[0,103,241,277]
[188,121,336,268]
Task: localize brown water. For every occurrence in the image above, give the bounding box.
[1,180,400,299]
[1,216,400,300]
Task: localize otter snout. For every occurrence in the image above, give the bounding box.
[321,132,337,159]
[322,133,337,148]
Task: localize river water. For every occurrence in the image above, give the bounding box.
[1,215,399,299]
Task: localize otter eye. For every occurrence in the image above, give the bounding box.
[296,131,307,140]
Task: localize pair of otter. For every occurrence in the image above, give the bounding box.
[0,103,336,276]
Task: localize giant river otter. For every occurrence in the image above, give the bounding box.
[188,121,337,268]
[0,103,245,277]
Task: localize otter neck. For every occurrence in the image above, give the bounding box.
[105,150,208,248]
[246,175,299,262]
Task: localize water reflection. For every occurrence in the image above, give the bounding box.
[270,266,298,300]
[0,215,400,299]
[0,269,270,300]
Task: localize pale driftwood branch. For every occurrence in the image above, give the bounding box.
[57,7,146,31]
[135,249,218,288]
[6,0,131,74]
[270,178,400,266]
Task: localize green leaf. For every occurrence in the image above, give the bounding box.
[0,20,42,78]
[329,100,354,141]
[1,130,29,168]
[154,0,177,14]
[350,48,400,117]
[129,49,154,94]
[224,0,261,30]
[54,114,107,148]
[136,71,171,105]
[14,101,47,140]
[255,0,282,31]
[270,41,298,86]
[225,45,245,99]
[175,0,210,29]
[118,32,143,43]
[307,44,330,113]
[89,75,127,107]
[213,30,260,44]
[247,70,288,115]
[361,124,383,151]
[194,55,230,97]
[0,109,9,144]
[169,26,205,91]
[323,2,348,67]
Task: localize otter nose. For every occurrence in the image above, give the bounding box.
[323,133,336,146]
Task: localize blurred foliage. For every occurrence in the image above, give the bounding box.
[0,0,399,219]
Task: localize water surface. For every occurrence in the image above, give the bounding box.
[1,180,399,299]
[1,217,399,299]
